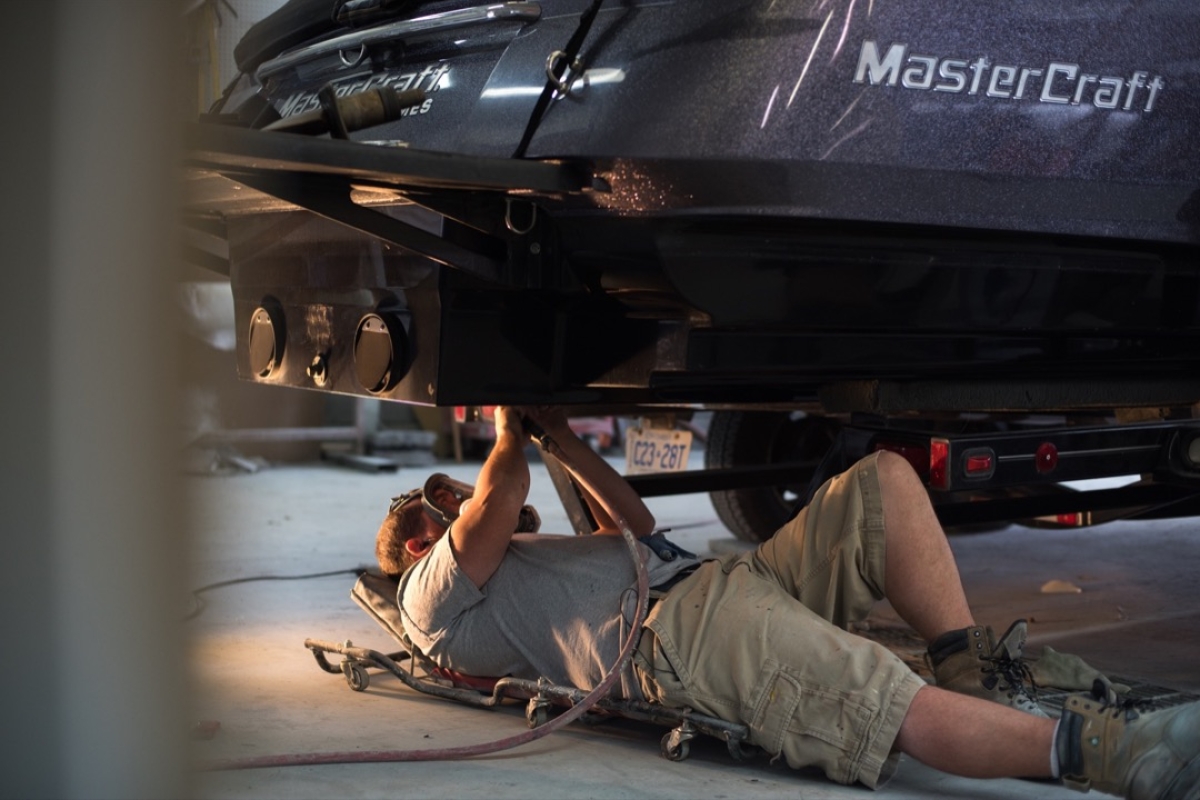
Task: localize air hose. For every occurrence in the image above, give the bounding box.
[204,416,651,771]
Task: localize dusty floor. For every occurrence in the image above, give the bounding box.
[185,450,1200,799]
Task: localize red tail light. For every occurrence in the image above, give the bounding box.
[962,448,996,480]
[929,439,950,489]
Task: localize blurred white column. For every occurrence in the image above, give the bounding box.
[0,2,188,798]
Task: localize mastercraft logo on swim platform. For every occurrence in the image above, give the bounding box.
[853,40,1165,112]
[277,63,450,119]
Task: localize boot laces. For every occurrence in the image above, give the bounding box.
[981,652,1039,699]
[1087,679,1161,721]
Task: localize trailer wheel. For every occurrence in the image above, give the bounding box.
[660,731,690,762]
[342,660,369,692]
[525,699,550,729]
[705,411,839,543]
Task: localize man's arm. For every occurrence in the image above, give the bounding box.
[526,407,656,539]
[449,406,531,588]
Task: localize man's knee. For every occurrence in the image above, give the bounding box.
[874,449,917,481]
[873,450,925,498]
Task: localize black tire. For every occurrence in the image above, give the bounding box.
[705,411,840,543]
[525,701,550,729]
[660,732,690,762]
[342,660,369,692]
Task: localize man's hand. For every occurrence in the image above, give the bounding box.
[493,406,528,441]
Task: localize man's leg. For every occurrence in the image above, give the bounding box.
[875,451,1046,716]
[896,685,1054,778]
[749,450,1042,718]
[749,449,976,639]
[899,682,1200,799]
[871,453,1051,778]
[875,450,975,642]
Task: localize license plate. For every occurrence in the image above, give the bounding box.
[625,427,693,475]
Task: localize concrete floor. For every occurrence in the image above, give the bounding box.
[186,450,1200,799]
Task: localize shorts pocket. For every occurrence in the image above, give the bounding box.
[746,658,874,784]
[747,659,804,755]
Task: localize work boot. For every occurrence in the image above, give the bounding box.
[927,619,1048,717]
[1057,681,1200,799]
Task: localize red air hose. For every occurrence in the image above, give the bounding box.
[204,421,651,771]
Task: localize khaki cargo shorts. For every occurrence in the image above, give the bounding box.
[633,452,925,788]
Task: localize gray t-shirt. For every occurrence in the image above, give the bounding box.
[397,531,699,699]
